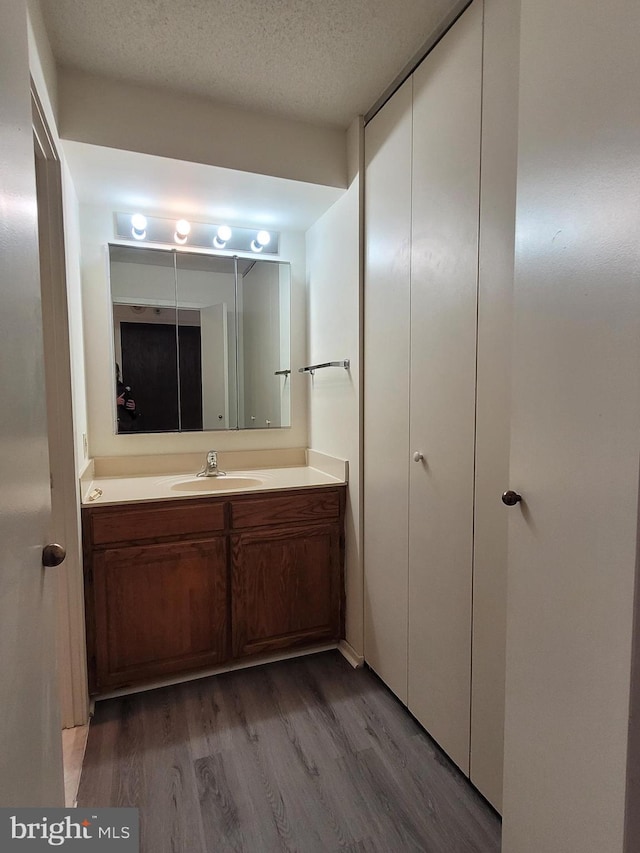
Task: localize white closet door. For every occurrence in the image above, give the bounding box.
[470,0,519,813]
[408,0,483,773]
[502,0,640,849]
[363,78,413,702]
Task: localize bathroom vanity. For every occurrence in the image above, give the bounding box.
[81,457,346,695]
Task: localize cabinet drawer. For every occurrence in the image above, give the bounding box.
[88,501,225,546]
[230,488,341,529]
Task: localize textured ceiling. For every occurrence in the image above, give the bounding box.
[39,0,458,128]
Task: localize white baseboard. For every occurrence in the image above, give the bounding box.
[93,643,338,702]
[338,639,365,668]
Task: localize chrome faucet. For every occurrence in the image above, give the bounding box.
[197,450,225,477]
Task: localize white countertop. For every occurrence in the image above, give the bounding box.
[82,464,346,507]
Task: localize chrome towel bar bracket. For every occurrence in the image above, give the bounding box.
[298,359,350,375]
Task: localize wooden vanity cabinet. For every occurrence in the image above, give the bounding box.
[230,489,344,657]
[82,486,345,694]
[82,499,229,693]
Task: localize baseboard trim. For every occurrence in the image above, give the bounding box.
[93,643,338,701]
[338,639,365,668]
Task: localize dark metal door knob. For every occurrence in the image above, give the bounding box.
[42,543,66,567]
[501,490,522,507]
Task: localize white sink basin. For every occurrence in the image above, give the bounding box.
[170,476,264,492]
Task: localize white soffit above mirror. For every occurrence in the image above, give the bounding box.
[62,140,345,231]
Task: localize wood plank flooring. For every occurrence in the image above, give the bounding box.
[77,651,501,852]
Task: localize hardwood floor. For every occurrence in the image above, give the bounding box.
[77,651,501,852]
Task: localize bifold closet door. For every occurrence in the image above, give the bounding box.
[408,0,483,774]
[363,78,413,703]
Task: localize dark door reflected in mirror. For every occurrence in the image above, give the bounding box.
[109,244,291,434]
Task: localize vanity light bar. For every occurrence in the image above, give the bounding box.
[114,212,279,255]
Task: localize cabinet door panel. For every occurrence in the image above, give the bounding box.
[92,538,228,690]
[408,0,483,775]
[232,524,341,657]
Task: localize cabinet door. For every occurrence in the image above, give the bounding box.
[91,538,228,691]
[408,0,483,775]
[363,76,413,703]
[231,523,342,657]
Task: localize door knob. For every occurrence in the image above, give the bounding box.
[42,543,66,567]
[501,490,522,507]
[413,452,424,463]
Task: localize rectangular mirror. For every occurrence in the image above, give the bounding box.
[109,244,291,433]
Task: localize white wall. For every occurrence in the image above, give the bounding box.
[305,118,362,655]
[80,204,308,457]
[58,69,347,189]
[61,165,89,467]
[111,261,235,308]
[27,0,58,119]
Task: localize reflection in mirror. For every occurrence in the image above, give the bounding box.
[110,246,180,433]
[175,252,238,430]
[238,259,290,429]
[109,244,291,434]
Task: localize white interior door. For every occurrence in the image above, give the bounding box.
[200,302,229,429]
[501,0,640,850]
[0,3,64,806]
[407,0,482,774]
[363,77,413,703]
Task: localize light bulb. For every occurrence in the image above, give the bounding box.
[174,218,191,244]
[213,224,232,249]
[251,230,271,253]
[131,213,147,240]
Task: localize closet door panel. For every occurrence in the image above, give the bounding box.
[408,0,483,773]
[502,0,640,848]
[470,0,520,812]
[363,78,413,702]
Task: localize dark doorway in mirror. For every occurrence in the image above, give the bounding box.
[120,322,202,432]
[178,325,204,431]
